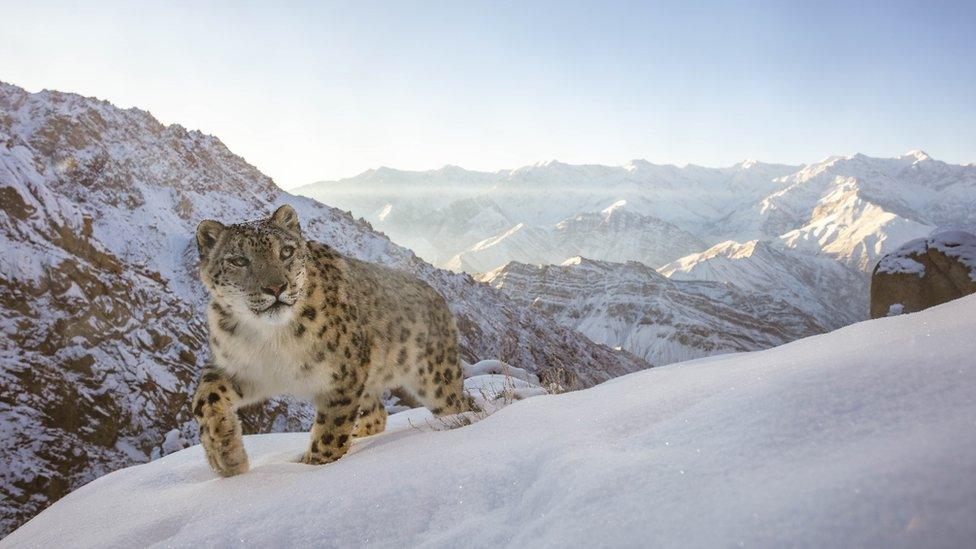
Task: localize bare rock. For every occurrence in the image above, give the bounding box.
[870,231,976,318]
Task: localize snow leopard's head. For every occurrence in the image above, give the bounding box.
[196,204,309,325]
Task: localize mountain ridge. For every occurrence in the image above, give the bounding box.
[296,149,975,331]
[478,256,825,365]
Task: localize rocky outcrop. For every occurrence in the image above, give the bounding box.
[870,231,976,318]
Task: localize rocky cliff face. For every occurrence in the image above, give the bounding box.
[478,257,824,365]
[870,231,976,318]
[0,82,648,535]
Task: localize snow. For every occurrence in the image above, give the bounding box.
[878,231,976,281]
[462,359,540,385]
[877,255,926,277]
[8,295,976,548]
[928,230,976,281]
[160,429,186,455]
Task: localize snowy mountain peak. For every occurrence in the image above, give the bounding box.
[623,158,655,172]
[901,149,931,163]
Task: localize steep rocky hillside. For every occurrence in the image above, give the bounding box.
[478,257,823,364]
[0,82,647,535]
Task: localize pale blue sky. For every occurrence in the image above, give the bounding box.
[2,0,974,187]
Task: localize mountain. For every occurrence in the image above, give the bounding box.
[295,159,801,270]
[658,240,868,329]
[300,154,976,273]
[549,201,706,268]
[477,257,824,365]
[298,153,976,328]
[719,151,975,270]
[445,222,553,273]
[9,295,976,547]
[0,82,647,535]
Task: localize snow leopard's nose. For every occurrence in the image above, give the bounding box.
[261,283,286,298]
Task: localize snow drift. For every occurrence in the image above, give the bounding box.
[6,295,976,547]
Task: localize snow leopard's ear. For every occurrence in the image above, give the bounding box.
[196,219,225,257]
[270,204,301,233]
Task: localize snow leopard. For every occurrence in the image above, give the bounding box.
[191,204,472,476]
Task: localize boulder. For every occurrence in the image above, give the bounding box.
[870,231,976,318]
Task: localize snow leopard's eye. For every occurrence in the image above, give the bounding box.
[280,245,295,260]
[229,256,250,267]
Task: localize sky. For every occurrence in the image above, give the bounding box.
[1,0,975,188]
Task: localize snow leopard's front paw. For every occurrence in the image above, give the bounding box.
[200,412,249,477]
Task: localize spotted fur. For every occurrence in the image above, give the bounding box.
[192,205,472,475]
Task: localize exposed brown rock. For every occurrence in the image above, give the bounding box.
[870,231,976,318]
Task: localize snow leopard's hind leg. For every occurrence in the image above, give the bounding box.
[352,391,388,437]
[402,351,477,417]
[302,370,366,465]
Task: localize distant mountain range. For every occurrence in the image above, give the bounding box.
[297,150,976,335]
[299,151,974,273]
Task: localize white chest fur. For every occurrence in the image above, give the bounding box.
[209,307,332,402]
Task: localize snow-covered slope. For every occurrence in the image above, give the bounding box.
[659,240,869,329]
[549,201,706,268]
[0,82,646,535]
[8,295,976,548]
[478,257,824,365]
[445,222,556,274]
[718,151,974,270]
